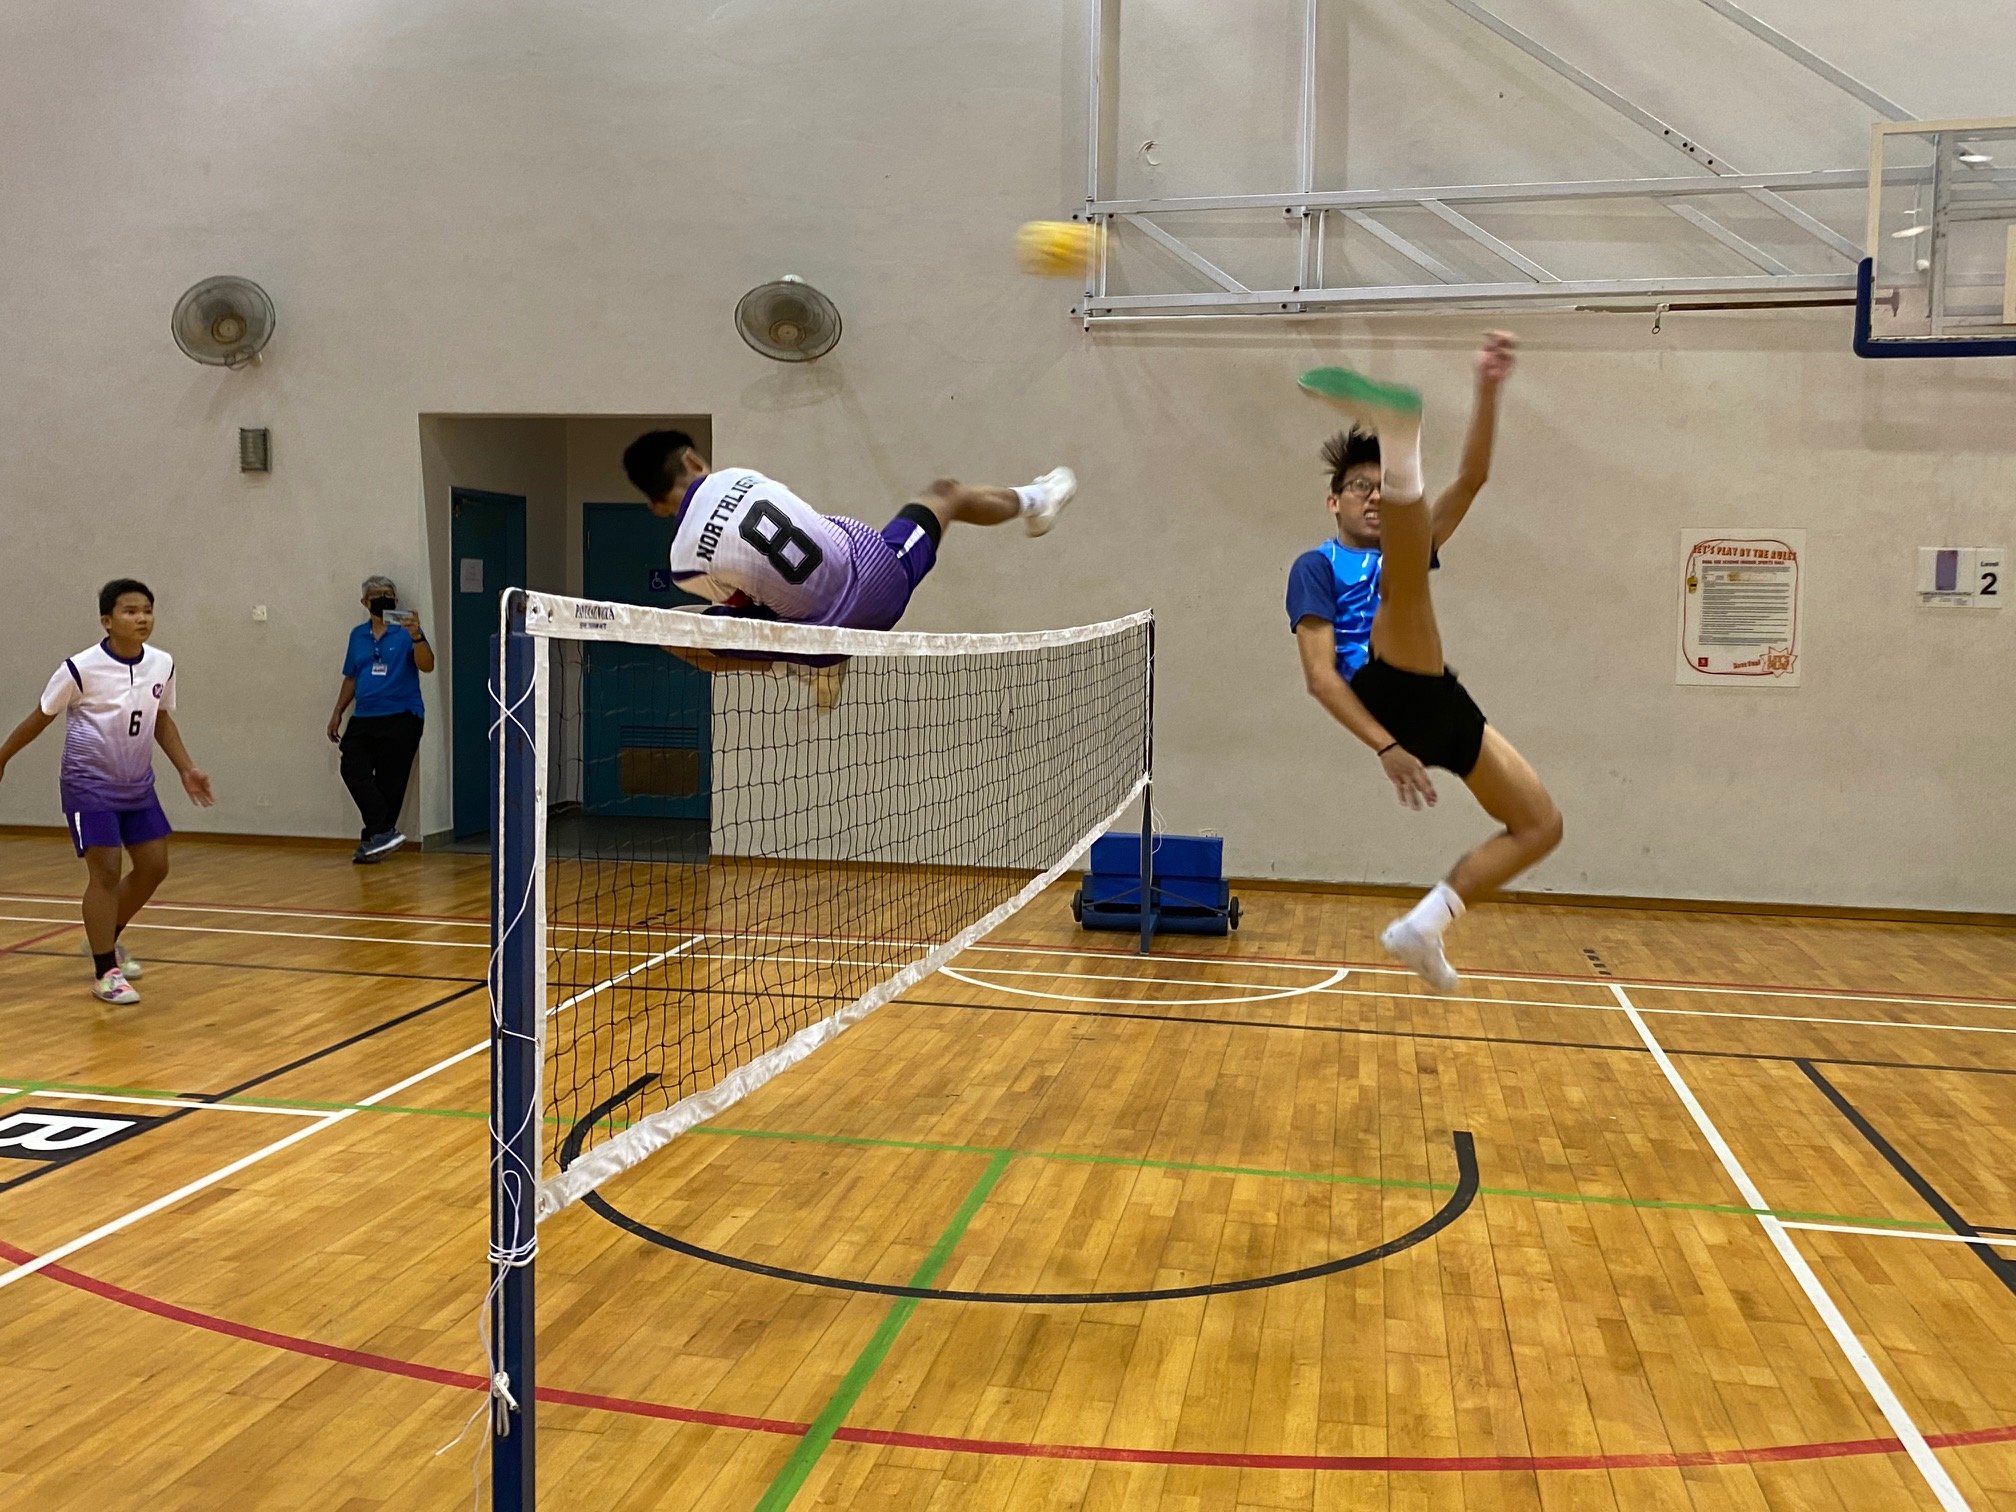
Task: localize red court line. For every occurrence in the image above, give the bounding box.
[0,923,81,957]
[5,1236,2013,1473]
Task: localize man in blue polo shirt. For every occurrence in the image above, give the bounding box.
[1286,333,1561,991]
[327,575,434,863]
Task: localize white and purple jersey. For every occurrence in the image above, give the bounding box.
[40,642,175,812]
[669,469,853,622]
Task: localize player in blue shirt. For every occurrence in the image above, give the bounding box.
[1286,333,1561,990]
[327,576,433,863]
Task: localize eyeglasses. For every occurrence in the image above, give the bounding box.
[1335,478,1379,499]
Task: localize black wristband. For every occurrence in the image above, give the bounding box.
[1376,740,1400,756]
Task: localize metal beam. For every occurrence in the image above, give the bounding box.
[1294,0,1318,293]
[1086,272,1856,314]
[1082,0,1120,327]
[1691,0,1914,122]
[1663,202,1796,276]
[1120,215,1250,293]
[1433,0,1859,261]
[1092,167,1885,217]
[1339,211,1461,283]
[1420,199,1558,281]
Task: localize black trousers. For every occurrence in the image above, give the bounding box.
[340,712,424,840]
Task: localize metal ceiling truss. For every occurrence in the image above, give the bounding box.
[1079,0,1921,324]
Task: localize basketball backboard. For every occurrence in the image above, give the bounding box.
[1859,116,2016,357]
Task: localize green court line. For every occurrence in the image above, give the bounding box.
[753,1149,1013,1512]
[0,1073,1954,1234]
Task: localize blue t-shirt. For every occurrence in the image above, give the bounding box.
[1285,539,1437,679]
[343,622,426,719]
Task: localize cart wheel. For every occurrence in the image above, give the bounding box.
[1071,889,1084,924]
[1228,897,1242,930]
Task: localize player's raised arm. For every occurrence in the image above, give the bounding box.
[1429,331,1516,549]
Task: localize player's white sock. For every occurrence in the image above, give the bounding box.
[1401,881,1465,941]
[1380,420,1425,503]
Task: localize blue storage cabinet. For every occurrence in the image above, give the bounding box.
[1072,832,1241,937]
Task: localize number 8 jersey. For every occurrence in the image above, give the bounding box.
[39,642,176,812]
[669,469,853,622]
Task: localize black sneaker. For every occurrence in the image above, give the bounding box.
[360,830,407,860]
[352,842,380,865]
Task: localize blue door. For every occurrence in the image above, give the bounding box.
[582,504,711,820]
[451,490,527,838]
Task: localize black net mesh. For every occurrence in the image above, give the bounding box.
[535,620,1151,1199]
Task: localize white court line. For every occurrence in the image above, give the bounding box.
[4,1089,324,1118]
[0,912,490,952]
[1781,1220,2016,1250]
[12,906,2006,1041]
[693,949,2016,1039]
[0,894,488,930]
[551,936,706,1019]
[943,963,1350,1008]
[9,894,2013,1014]
[0,913,677,962]
[1606,979,1971,1509]
[0,1035,491,1296]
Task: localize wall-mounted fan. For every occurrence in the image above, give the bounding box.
[172,276,276,368]
[734,275,841,362]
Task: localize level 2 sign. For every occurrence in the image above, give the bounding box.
[0,1107,164,1164]
[1917,547,2004,609]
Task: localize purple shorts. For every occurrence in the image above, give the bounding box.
[67,799,172,857]
[825,510,940,631]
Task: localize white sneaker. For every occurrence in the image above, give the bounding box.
[92,967,140,1005]
[1380,918,1460,993]
[82,939,144,979]
[1022,467,1077,537]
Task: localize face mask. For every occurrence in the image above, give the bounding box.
[369,596,396,616]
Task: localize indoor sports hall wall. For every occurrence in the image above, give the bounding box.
[1,0,2010,911]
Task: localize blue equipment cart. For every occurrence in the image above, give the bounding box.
[1072,832,1241,940]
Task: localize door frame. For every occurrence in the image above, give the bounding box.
[450,488,527,838]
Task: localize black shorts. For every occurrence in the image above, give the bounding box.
[1350,656,1489,777]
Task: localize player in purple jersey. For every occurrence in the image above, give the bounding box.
[621,430,1078,676]
[0,580,214,1004]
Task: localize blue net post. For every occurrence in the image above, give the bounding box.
[490,597,538,1510]
[1137,619,1156,956]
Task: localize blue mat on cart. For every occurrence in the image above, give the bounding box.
[1072,832,1241,937]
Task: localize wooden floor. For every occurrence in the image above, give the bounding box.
[4,834,2016,1510]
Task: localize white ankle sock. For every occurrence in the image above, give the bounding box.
[1402,881,1465,939]
[1381,424,1424,501]
[1014,483,1045,514]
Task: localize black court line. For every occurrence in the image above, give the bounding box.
[1796,1059,2016,1300]
[899,996,2016,1083]
[0,980,484,1196]
[12,947,480,986]
[572,1074,1479,1305]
